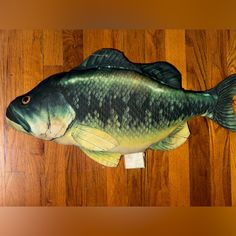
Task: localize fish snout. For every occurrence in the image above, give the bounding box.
[6,105,31,133]
[6,105,16,122]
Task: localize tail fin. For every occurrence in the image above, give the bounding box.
[208,74,236,131]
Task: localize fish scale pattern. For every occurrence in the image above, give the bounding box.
[57,69,214,137]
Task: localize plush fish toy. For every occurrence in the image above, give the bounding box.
[6,48,236,167]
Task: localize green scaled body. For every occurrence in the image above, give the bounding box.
[55,69,213,151]
[6,49,236,167]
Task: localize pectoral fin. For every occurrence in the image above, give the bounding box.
[72,124,119,151]
[82,149,121,167]
[150,123,190,150]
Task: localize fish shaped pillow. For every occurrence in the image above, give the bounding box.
[6,48,236,167]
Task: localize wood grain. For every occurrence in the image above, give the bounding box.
[0,31,8,206]
[0,30,235,206]
[206,30,231,206]
[228,30,236,206]
[43,30,63,66]
[186,30,212,206]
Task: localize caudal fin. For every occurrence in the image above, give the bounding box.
[208,74,236,131]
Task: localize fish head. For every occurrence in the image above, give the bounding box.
[6,83,76,141]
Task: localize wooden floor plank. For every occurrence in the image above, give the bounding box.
[44,141,67,206]
[62,30,83,71]
[227,30,236,206]
[0,31,7,179]
[0,31,8,205]
[43,30,63,66]
[5,172,25,206]
[206,30,231,206]
[0,176,5,206]
[185,30,212,206]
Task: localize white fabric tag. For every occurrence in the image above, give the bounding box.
[124,152,145,169]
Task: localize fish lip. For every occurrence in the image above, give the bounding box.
[6,106,31,133]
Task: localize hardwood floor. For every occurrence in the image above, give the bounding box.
[0,30,235,206]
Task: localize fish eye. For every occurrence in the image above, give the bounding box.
[21,95,31,105]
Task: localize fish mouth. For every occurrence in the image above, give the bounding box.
[6,106,31,133]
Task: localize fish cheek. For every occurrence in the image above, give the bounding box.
[27,111,50,139]
[46,94,76,139]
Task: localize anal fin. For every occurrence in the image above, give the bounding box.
[150,122,190,150]
[82,149,121,167]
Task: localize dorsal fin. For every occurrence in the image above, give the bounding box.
[72,48,182,89]
[73,48,142,73]
[138,62,182,89]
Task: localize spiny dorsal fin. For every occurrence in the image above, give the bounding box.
[138,62,182,89]
[149,122,190,150]
[73,48,182,89]
[73,48,142,73]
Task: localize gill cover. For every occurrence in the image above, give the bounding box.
[28,92,76,140]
